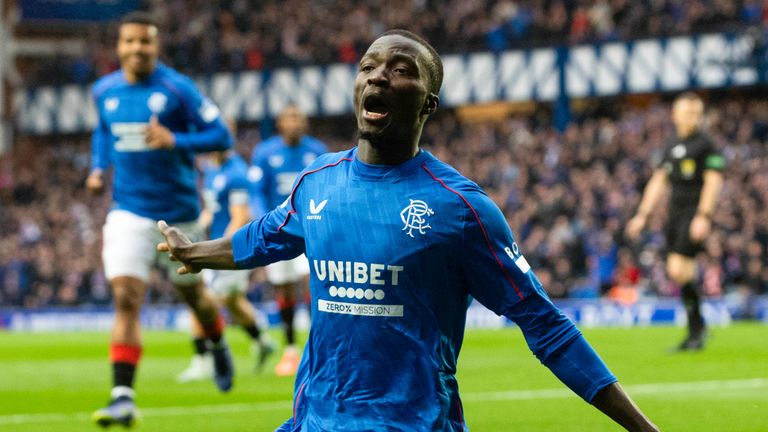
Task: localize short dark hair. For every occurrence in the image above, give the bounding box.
[674,91,703,104]
[119,11,158,27]
[379,29,443,96]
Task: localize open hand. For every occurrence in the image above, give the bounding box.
[157,220,200,274]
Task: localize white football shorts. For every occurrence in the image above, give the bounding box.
[265,254,310,285]
[202,269,250,297]
[102,209,204,285]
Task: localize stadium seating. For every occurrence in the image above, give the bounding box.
[2,97,767,308]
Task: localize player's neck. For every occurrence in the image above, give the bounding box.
[122,69,153,84]
[676,128,697,140]
[357,139,419,166]
[282,135,301,147]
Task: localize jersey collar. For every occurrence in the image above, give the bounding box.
[351,147,430,182]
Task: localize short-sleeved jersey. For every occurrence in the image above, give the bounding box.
[659,131,725,208]
[91,63,232,223]
[233,148,615,431]
[248,135,327,217]
[202,154,251,240]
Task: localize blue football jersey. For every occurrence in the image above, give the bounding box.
[202,154,251,240]
[233,148,616,431]
[91,63,232,223]
[248,135,328,217]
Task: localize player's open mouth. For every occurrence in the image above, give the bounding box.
[362,95,390,122]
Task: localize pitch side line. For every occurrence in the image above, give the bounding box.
[0,401,293,426]
[461,377,768,401]
[1,378,766,425]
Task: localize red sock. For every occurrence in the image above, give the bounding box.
[202,314,226,343]
[110,343,142,365]
[110,343,142,389]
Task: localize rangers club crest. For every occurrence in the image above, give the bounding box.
[105,97,119,112]
[147,92,168,114]
[401,199,434,238]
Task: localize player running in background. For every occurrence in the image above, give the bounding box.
[178,144,276,383]
[626,92,725,351]
[249,105,327,376]
[87,12,235,428]
[157,30,658,431]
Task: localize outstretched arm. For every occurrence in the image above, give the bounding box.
[157,221,236,274]
[158,192,306,274]
[457,187,658,431]
[591,383,659,431]
[505,294,658,432]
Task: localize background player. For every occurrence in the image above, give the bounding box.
[626,92,725,351]
[158,30,658,431]
[87,12,235,428]
[249,105,327,376]
[178,144,276,383]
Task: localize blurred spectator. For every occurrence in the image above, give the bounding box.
[0,139,110,307]
[3,95,768,307]
[606,248,642,305]
[416,95,768,302]
[21,0,764,86]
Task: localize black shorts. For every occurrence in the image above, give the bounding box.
[665,206,702,258]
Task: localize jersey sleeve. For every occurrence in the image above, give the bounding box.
[231,189,304,269]
[228,169,250,207]
[458,190,616,401]
[504,290,617,402]
[458,189,538,312]
[172,79,233,152]
[248,146,270,218]
[657,145,673,173]
[703,137,726,171]
[91,90,112,171]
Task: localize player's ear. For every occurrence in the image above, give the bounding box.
[421,94,439,116]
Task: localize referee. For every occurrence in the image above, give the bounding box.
[626,92,725,351]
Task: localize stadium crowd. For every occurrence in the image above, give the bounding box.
[27,0,765,85]
[1,96,767,310]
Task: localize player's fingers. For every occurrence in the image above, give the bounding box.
[157,220,169,234]
[157,241,169,252]
[149,115,158,126]
[145,125,162,146]
[177,266,189,275]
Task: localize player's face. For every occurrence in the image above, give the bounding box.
[354,35,437,145]
[672,98,703,137]
[205,151,226,166]
[277,106,307,144]
[117,23,159,80]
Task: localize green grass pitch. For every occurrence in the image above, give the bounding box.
[1,323,766,431]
